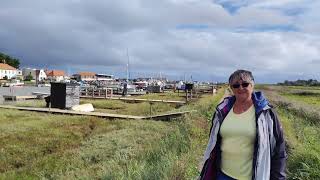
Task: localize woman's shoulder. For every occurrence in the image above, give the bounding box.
[216,96,235,110]
[261,106,282,125]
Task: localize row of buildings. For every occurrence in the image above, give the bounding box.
[0,63,114,82]
[0,63,199,93]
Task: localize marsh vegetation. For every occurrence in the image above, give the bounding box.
[257,85,320,179]
[0,90,225,179]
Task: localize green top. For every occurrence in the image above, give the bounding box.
[220,105,256,180]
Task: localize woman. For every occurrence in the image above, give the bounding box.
[200,70,286,180]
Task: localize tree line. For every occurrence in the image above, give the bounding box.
[278,79,320,86]
[0,52,20,69]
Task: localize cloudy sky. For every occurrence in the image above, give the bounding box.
[0,0,319,83]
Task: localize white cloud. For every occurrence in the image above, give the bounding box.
[0,0,319,83]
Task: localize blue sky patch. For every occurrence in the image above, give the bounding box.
[214,0,249,14]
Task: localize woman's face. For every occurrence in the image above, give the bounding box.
[230,79,254,102]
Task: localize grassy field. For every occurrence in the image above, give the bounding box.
[5,85,319,179]
[258,85,320,179]
[280,87,320,106]
[0,90,225,179]
[80,99,178,116]
[7,92,187,116]
[136,91,187,101]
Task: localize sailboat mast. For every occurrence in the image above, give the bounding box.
[126,48,129,82]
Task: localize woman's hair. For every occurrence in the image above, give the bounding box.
[228,69,254,84]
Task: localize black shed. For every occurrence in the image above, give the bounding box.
[50,82,80,109]
[185,83,194,90]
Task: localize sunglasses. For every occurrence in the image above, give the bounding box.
[231,82,250,89]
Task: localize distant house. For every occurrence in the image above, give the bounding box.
[22,68,48,82]
[0,63,18,79]
[35,69,47,82]
[16,70,23,80]
[73,72,96,81]
[46,70,66,82]
[22,68,37,80]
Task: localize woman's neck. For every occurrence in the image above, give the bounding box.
[234,97,252,105]
[233,98,253,114]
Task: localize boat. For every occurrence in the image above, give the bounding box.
[37,83,51,87]
[3,80,24,87]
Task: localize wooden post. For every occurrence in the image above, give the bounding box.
[98,89,101,97]
[85,88,88,96]
[212,86,216,95]
[185,90,188,102]
[110,88,113,98]
[105,89,108,99]
[92,88,94,98]
[149,102,153,117]
[195,89,198,98]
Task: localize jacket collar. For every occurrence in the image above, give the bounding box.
[217,91,270,118]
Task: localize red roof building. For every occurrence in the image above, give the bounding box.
[0,63,16,70]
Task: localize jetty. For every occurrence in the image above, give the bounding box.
[0,105,193,120]
[2,95,38,101]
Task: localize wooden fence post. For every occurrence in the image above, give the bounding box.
[149,102,155,119]
[185,90,188,102]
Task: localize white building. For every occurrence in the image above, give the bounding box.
[46,70,66,82]
[0,63,18,79]
[17,70,22,76]
[36,69,47,82]
[73,72,96,81]
[15,70,23,80]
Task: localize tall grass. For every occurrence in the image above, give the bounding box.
[172,88,225,178]
[0,88,225,179]
[278,107,320,179]
[260,86,320,179]
[281,92,320,106]
[0,109,186,179]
